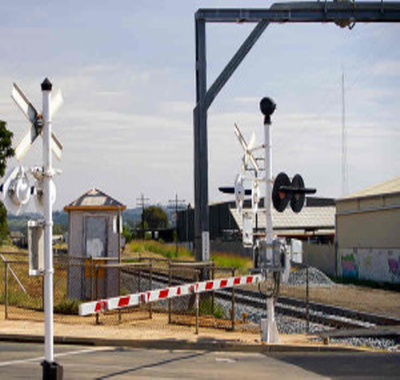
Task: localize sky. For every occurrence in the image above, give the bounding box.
[0,0,399,211]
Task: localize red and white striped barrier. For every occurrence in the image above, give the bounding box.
[79,273,262,316]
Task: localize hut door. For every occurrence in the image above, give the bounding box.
[86,217,107,258]
[84,216,107,299]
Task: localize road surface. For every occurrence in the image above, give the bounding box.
[0,342,399,379]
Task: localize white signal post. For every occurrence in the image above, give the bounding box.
[41,78,55,365]
[7,79,63,378]
[263,109,279,344]
[264,118,273,264]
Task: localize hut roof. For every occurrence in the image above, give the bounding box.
[64,188,126,212]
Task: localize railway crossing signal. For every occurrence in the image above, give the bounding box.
[218,96,318,343]
[272,172,316,213]
[11,82,63,161]
[1,166,31,215]
[4,79,64,379]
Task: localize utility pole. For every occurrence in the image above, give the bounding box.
[136,194,149,239]
[168,194,186,254]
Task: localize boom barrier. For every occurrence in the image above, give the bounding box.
[79,273,263,316]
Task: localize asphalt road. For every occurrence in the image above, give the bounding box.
[0,342,399,379]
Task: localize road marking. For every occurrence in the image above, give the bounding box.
[215,358,236,363]
[0,346,111,367]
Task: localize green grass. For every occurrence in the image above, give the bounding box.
[188,295,226,319]
[211,252,252,275]
[200,297,226,319]
[127,240,192,260]
[126,240,252,274]
[0,289,42,310]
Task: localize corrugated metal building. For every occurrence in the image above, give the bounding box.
[177,197,335,253]
[336,177,400,284]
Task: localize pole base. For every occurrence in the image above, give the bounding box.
[260,317,279,344]
[41,361,63,380]
[261,297,279,343]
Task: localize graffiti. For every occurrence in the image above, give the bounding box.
[341,253,358,279]
[388,258,400,276]
[340,249,400,284]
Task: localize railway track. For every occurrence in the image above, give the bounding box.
[121,268,400,329]
[216,287,400,329]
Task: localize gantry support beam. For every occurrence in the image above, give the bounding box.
[193,1,400,262]
[196,2,400,23]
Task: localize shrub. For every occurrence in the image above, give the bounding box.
[54,298,81,315]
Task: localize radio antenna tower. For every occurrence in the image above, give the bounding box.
[341,69,349,196]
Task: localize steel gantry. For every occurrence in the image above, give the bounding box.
[193,1,400,261]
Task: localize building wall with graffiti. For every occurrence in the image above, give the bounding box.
[338,248,400,284]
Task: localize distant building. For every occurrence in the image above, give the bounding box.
[177,197,335,256]
[64,188,126,299]
[336,177,400,284]
[10,230,26,247]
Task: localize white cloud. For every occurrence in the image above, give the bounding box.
[370,60,400,77]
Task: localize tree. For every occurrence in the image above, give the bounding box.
[122,223,133,242]
[0,203,8,244]
[0,120,14,245]
[0,120,14,177]
[143,206,169,229]
[53,223,65,235]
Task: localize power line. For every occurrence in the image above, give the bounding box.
[341,69,349,196]
[168,194,186,254]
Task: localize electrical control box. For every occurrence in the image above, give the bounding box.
[28,220,45,276]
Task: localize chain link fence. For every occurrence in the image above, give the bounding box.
[0,252,256,334]
[5,251,374,336]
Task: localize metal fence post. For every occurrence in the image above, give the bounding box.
[195,271,199,335]
[90,256,94,301]
[96,265,100,325]
[195,293,200,335]
[4,262,8,320]
[118,264,122,323]
[168,260,172,324]
[42,272,45,311]
[211,264,215,317]
[306,266,310,334]
[149,261,153,319]
[231,268,235,331]
[138,267,141,293]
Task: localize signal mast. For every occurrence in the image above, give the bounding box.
[220,97,316,342]
[2,79,64,379]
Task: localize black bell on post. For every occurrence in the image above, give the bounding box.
[260,97,276,125]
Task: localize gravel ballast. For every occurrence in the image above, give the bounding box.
[287,266,335,287]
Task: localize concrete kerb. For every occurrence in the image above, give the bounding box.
[0,333,363,353]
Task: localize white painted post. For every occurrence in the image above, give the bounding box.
[41,78,54,364]
[264,122,273,260]
[266,297,279,343]
[263,112,279,344]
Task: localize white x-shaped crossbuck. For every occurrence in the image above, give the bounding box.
[11,83,63,161]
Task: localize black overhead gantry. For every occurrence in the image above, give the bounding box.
[193,1,400,261]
